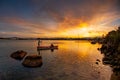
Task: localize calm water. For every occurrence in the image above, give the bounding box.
[0,40,112,80]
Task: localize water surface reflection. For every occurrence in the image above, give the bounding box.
[0,40,112,80]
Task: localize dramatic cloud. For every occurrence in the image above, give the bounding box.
[0,0,120,37]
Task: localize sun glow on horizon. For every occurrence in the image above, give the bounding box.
[22,20,117,38]
[59,27,99,38]
[58,22,107,38]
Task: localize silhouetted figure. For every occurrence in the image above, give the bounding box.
[50,43,54,47]
[38,40,41,46]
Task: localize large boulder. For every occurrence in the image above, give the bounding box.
[22,55,42,68]
[10,50,27,60]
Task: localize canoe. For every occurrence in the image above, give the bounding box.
[37,46,58,50]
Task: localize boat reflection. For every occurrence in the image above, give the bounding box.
[37,46,58,53]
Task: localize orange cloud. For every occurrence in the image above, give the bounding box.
[0,0,119,37]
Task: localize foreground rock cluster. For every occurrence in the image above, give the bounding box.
[22,55,42,67]
[10,50,27,60]
[10,50,42,68]
[99,27,120,79]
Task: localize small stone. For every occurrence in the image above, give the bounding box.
[98,72,100,74]
[97,48,100,50]
[96,59,100,62]
[96,62,99,65]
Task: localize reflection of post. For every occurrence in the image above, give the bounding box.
[37,49,41,55]
[51,49,54,52]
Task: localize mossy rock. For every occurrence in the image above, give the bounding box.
[22,55,42,68]
[10,50,27,60]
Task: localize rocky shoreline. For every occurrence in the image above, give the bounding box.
[99,27,120,80]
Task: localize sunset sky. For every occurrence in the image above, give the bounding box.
[0,0,120,38]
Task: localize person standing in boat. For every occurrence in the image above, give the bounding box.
[38,40,41,47]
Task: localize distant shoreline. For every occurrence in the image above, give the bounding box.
[0,37,102,41]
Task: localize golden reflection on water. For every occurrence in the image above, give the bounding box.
[0,40,113,80]
[40,40,112,80]
[59,40,101,58]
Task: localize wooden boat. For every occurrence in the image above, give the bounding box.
[37,46,58,50]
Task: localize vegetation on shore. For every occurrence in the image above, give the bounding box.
[99,26,120,79]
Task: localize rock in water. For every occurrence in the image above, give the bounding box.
[22,55,42,68]
[96,59,101,62]
[95,62,99,65]
[10,50,27,60]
